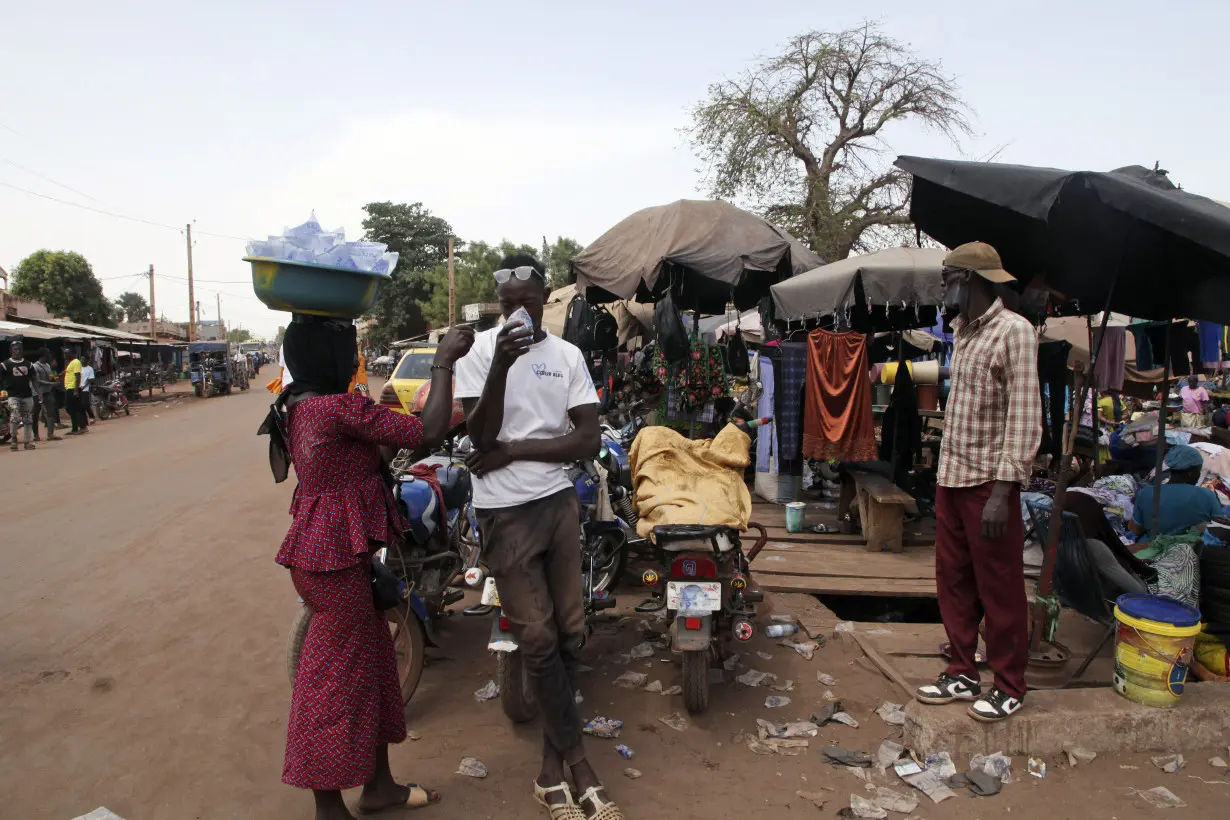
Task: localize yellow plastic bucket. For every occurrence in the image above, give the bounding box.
[1112,594,1203,708]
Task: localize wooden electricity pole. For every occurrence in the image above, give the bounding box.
[185,223,196,342]
[146,264,157,342]
[447,236,455,328]
[216,293,223,341]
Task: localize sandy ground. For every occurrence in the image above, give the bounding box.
[1,381,1227,820]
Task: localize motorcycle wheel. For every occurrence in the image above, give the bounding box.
[682,648,710,714]
[286,602,427,705]
[194,384,203,398]
[498,650,538,723]
[98,402,112,421]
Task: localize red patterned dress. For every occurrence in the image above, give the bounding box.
[278,392,424,791]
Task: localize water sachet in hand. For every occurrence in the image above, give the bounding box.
[504,306,535,350]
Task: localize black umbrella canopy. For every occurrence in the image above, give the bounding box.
[895,156,1230,324]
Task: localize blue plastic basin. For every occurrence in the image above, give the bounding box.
[245,256,391,318]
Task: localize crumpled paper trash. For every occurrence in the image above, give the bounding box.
[457,757,488,778]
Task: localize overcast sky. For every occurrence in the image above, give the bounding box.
[2,1,1225,337]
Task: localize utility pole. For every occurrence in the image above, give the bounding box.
[185,223,196,342]
[447,236,455,328]
[217,293,223,342]
[196,301,202,335]
[146,264,157,342]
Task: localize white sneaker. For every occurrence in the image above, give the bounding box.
[915,673,981,705]
[968,688,1024,722]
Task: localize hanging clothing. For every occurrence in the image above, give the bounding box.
[775,342,808,462]
[879,353,920,486]
[1036,340,1071,461]
[756,355,776,473]
[1130,322,1154,370]
[1092,326,1126,391]
[1145,323,1200,375]
[1199,321,1225,367]
[802,329,877,462]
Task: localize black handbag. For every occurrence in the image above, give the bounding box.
[371,554,404,611]
[726,328,750,377]
[654,292,690,363]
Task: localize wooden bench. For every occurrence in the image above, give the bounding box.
[838,472,919,553]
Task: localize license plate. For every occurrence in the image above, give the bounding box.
[666,581,721,612]
[480,577,501,607]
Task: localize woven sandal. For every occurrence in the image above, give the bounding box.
[533,781,585,820]
[577,786,625,820]
[356,783,439,813]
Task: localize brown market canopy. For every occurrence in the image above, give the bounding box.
[570,199,822,313]
[770,247,947,324]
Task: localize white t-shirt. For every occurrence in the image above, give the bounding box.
[81,365,95,391]
[455,328,598,509]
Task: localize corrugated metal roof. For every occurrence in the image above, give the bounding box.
[19,316,152,341]
[0,320,93,340]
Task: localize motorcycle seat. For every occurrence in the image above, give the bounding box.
[653,524,733,543]
[435,464,471,511]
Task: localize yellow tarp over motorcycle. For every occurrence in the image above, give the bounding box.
[629,424,752,540]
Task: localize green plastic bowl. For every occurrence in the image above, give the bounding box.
[245,257,391,318]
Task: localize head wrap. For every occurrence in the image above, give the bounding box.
[1164,444,1204,472]
[257,314,358,482]
[282,315,357,397]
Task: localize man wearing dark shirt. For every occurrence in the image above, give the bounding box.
[1,340,38,451]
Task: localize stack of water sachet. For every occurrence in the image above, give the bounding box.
[246,212,399,274]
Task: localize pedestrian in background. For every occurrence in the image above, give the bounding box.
[81,356,97,422]
[32,348,61,442]
[62,347,87,435]
[1,340,38,451]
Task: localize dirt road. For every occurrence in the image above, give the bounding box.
[2,386,1226,819]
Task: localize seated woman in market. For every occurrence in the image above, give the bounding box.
[1129,444,1222,541]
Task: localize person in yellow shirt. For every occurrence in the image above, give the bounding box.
[61,347,87,435]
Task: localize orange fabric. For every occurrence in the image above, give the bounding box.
[349,352,367,394]
[802,329,877,462]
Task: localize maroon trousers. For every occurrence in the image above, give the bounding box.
[935,483,1028,698]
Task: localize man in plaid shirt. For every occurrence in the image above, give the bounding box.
[915,242,1041,722]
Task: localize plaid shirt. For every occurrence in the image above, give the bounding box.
[938,298,1041,489]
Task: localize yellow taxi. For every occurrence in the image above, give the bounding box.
[377,345,437,413]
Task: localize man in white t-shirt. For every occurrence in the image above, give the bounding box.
[80,359,96,422]
[455,254,619,819]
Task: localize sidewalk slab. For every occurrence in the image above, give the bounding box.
[904,683,1230,759]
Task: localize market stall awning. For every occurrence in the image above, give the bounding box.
[571,199,823,313]
[770,247,947,322]
[895,155,1230,324]
[19,316,155,342]
[0,320,93,341]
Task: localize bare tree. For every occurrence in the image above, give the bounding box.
[686,22,972,261]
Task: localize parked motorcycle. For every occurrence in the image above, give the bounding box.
[636,417,770,714]
[93,380,130,419]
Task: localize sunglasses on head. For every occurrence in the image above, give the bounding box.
[493,266,543,284]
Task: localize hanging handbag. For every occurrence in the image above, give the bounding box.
[726,324,750,378]
[654,292,690,363]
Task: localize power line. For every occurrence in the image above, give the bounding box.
[0,179,249,242]
[4,158,107,205]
